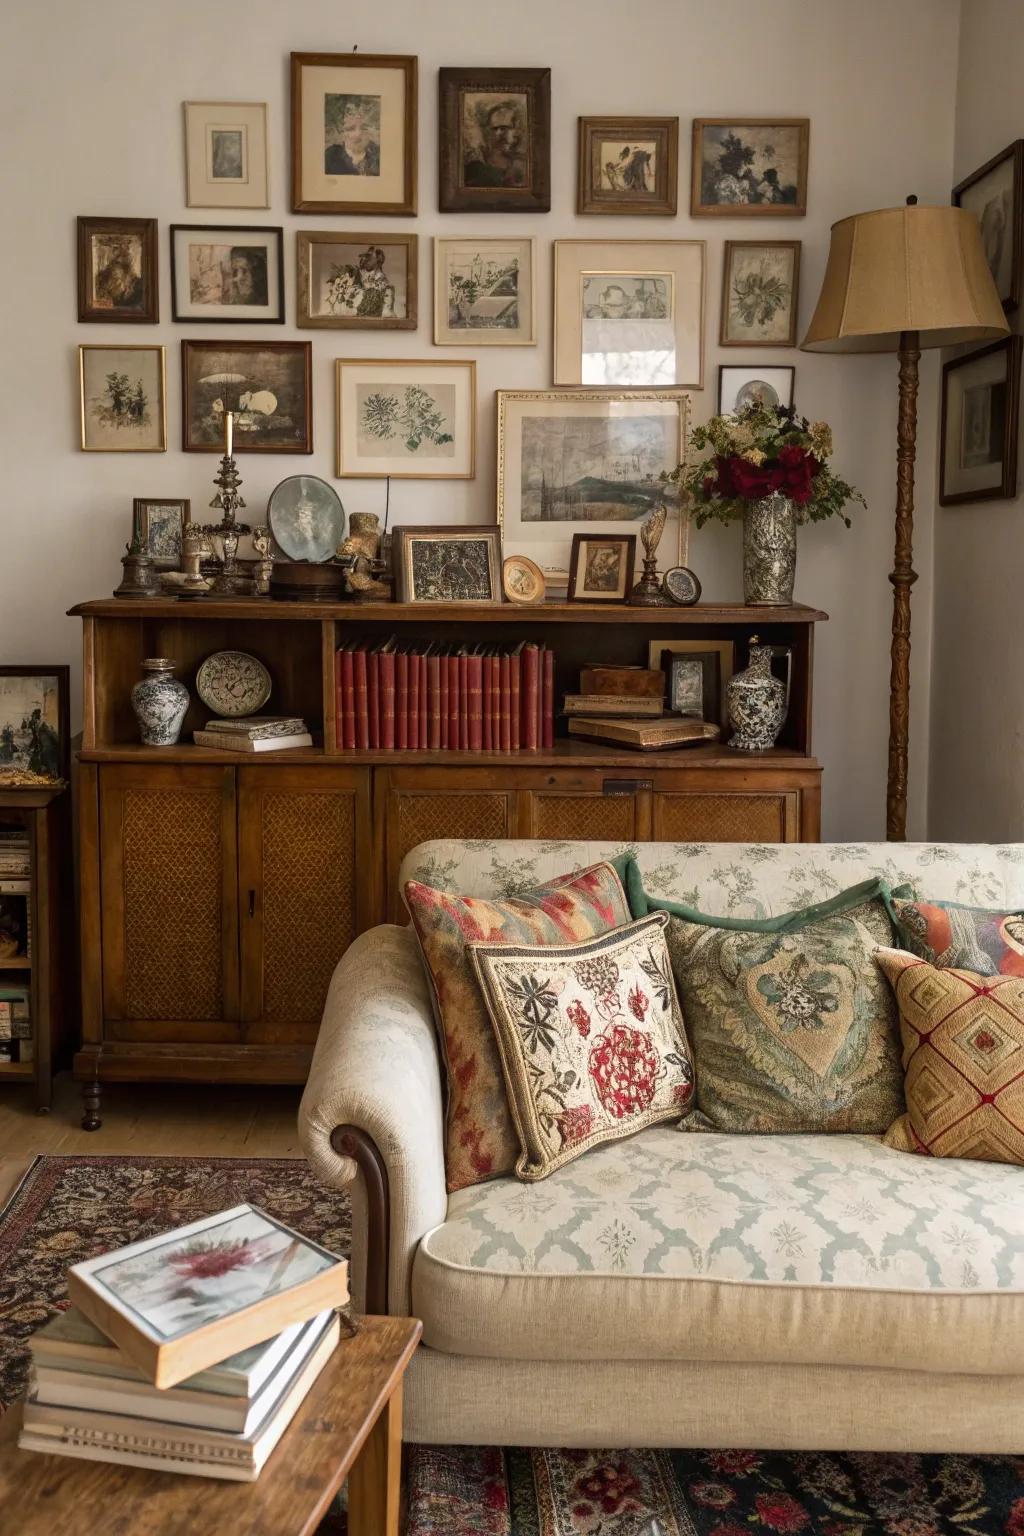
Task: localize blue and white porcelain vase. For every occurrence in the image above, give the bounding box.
[131,658,190,746]
[726,639,787,752]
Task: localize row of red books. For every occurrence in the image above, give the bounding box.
[335,639,555,752]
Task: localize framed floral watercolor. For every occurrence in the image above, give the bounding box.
[133,498,191,567]
[181,340,312,454]
[434,236,536,345]
[718,364,795,414]
[577,116,678,216]
[290,52,417,216]
[953,140,1024,312]
[940,335,1022,505]
[692,119,809,216]
[438,66,550,213]
[170,225,284,323]
[335,358,476,479]
[566,533,636,602]
[77,217,158,324]
[296,231,417,329]
[79,345,166,452]
[183,102,269,209]
[720,241,801,347]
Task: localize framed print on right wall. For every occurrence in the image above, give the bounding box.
[940,335,1022,505]
[953,140,1024,312]
[720,241,800,347]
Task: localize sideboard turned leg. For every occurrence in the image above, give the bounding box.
[81,1078,102,1132]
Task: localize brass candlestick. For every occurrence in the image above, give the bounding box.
[198,451,255,598]
[629,502,671,607]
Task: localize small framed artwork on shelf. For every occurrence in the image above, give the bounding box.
[296,231,417,329]
[393,524,502,603]
[940,335,1022,505]
[181,340,313,454]
[79,345,166,453]
[648,638,734,726]
[718,364,796,414]
[0,666,70,786]
[183,102,270,209]
[336,358,476,478]
[720,241,801,348]
[77,217,158,324]
[576,116,679,216]
[290,52,417,215]
[692,119,809,216]
[566,534,637,603]
[433,236,536,346]
[953,140,1023,313]
[170,225,284,323]
[438,66,551,213]
[132,499,191,567]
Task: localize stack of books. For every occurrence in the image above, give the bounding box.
[193,717,313,754]
[0,985,31,1065]
[565,664,720,752]
[20,1203,349,1481]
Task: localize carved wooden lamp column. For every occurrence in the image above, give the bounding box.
[801,200,1007,839]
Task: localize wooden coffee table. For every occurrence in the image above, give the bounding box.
[0,1314,421,1536]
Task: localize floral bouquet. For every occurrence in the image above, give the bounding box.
[666,402,864,529]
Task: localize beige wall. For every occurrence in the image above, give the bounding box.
[930,0,1024,839]
[0,0,960,839]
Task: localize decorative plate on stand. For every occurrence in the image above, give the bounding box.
[268,476,346,563]
[502,555,546,605]
[196,651,272,717]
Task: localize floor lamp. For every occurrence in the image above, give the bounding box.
[801,200,1007,840]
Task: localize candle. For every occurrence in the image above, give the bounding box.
[225,410,233,459]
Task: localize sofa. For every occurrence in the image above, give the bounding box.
[299,839,1024,1452]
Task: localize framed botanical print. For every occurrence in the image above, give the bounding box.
[393,524,502,603]
[183,102,269,209]
[290,52,417,215]
[940,335,1022,505]
[181,340,312,454]
[296,231,417,329]
[133,499,191,567]
[692,119,809,216]
[77,217,158,324]
[577,116,678,216]
[567,534,636,602]
[438,67,550,213]
[554,239,705,387]
[718,364,795,414]
[79,345,166,452]
[953,140,1024,312]
[170,225,284,322]
[336,359,476,479]
[0,667,70,787]
[434,236,536,345]
[720,241,801,347]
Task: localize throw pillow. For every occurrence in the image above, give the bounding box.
[405,860,632,1192]
[876,946,1024,1164]
[890,895,1024,977]
[468,912,693,1181]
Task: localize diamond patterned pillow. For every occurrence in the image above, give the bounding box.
[876,946,1024,1164]
[890,896,1024,977]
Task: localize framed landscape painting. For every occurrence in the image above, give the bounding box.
[291,52,417,215]
[79,345,166,452]
[181,340,312,453]
[692,119,809,216]
[336,358,475,478]
[577,116,678,216]
[170,225,284,322]
[438,66,550,213]
[0,667,70,786]
[720,241,801,347]
[940,335,1021,505]
[434,236,535,345]
[183,102,269,209]
[296,231,417,329]
[77,217,158,324]
[953,140,1023,312]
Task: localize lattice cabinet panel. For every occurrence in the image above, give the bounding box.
[523,789,640,843]
[652,790,797,844]
[382,775,515,921]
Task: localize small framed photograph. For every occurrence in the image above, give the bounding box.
[79,345,166,453]
[718,364,795,414]
[720,241,800,347]
[336,358,475,479]
[170,225,284,323]
[133,499,191,567]
[953,140,1023,312]
[0,667,70,786]
[296,231,417,329]
[567,534,637,603]
[439,66,550,213]
[940,335,1022,505]
[77,217,158,324]
[181,340,312,454]
[434,236,536,345]
[393,524,502,603]
[692,119,809,216]
[577,116,679,216]
[290,52,417,215]
[648,638,734,726]
[183,102,269,209]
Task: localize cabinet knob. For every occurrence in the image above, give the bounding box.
[602,778,653,796]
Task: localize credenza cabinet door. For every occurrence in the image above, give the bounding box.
[379,769,517,922]
[650,768,818,843]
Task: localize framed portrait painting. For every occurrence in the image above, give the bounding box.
[567,534,636,603]
[953,140,1024,312]
[181,340,312,454]
[692,119,809,216]
[940,335,1021,505]
[336,359,476,479]
[439,67,550,213]
[77,217,158,324]
[393,524,502,603]
[170,225,284,322]
[577,116,678,216]
[79,345,166,452]
[296,231,417,329]
[133,499,191,567]
[720,241,801,347]
[718,364,795,414]
[291,52,417,215]
[183,102,269,209]
[0,667,70,787]
[434,236,536,345]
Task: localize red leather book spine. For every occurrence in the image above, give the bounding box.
[439,652,449,750]
[481,653,492,752]
[448,654,460,750]
[509,652,521,752]
[418,654,428,751]
[458,653,469,750]
[467,653,483,752]
[489,656,501,752]
[428,654,442,750]
[353,647,369,752]
[380,650,396,751]
[542,649,555,749]
[408,650,420,751]
[522,645,540,751]
[367,649,380,750]
[395,650,409,751]
[340,647,356,751]
[499,654,511,753]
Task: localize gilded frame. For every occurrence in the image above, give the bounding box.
[78,344,167,453]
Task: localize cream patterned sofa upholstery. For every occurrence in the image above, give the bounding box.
[300,840,1024,1451]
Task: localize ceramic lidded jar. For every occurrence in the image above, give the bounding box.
[726,638,787,752]
[131,658,190,746]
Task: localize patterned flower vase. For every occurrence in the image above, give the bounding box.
[727,639,787,752]
[130,658,190,746]
[743,491,797,606]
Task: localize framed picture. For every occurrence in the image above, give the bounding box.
[181,340,312,454]
[79,345,166,452]
[290,52,417,215]
[648,638,734,726]
[296,231,417,329]
[335,359,475,479]
[577,116,678,216]
[170,225,284,323]
[183,102,269,209]
[567,534,636,602]
[718,364,795,414]
[438,66,550,213]
[0,667,70,786]
[692,119,809,216]
[393,524,502,603]
[133,499,191,567]
[77,217,158,324]
[953,140,1024,312]
[554,239,705,388]
[496,389,690,570]
[940,335,1022,505]
[720,241,801,347]
[434,236,536,345]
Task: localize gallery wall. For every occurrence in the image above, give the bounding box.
[0,0,961,839]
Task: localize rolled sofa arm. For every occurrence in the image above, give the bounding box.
[299,924,447,1317]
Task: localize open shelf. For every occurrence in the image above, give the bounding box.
[0,957,31,970]
[70,599,828,625]
[0,1059,33,1077]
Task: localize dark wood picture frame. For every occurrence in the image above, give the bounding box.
[0,665,71,785]
[77,217,158,324]
[439,67,551,213]
[939,334,1022,506]
[393,524,503,604]
[132,498,192,568]
[180,340,313,454]
[691,118,809,217]
[290,52,417,216]
[717,363,796,413]
[296,230,418,329]
[566,534,637,604]
[577,116,679,216]
[720,241,801,348]
[666,650,720,723]
[169,225,284,323]
[953,139,1024,313]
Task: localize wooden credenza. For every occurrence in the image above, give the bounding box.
[71,597,825,1126]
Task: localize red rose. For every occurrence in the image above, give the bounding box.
[1007,1497,1024,1536]
[726,455,777,500]
[755,1492,811,1532]
[776,444,819,504]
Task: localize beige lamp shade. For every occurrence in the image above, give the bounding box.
[802,204,1009,353]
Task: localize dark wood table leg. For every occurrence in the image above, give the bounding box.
[80,1076,102,1131]
[347,1381,402,1536]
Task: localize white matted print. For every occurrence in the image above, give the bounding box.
[336,359,475,478]
[718,364,795,414]
[292,54,416,215]
[434,237,536,345]
[79,345,166,452]
[940,336,1021,504]
[184,102,269,209]
[170,226,283,322]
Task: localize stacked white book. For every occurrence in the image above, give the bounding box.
[193,717,313,753]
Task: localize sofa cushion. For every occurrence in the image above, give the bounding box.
[412,1127,1024,1372]
[890,894,1024,976]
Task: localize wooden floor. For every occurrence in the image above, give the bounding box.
[0,1073,304,1210]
